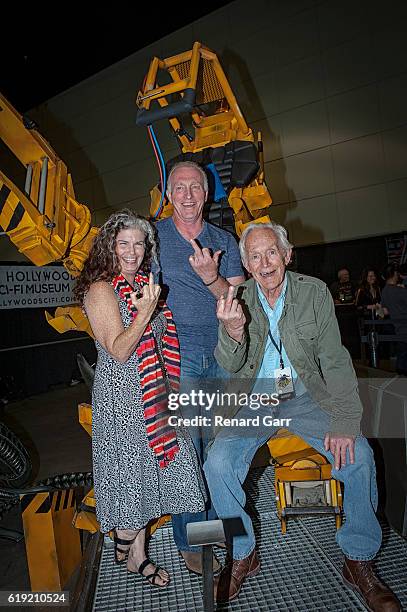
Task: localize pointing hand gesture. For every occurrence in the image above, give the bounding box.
[130,273,161,323]
[217,285,246,342]
[189,238,221,285]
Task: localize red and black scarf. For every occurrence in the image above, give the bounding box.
[112,273,180,468]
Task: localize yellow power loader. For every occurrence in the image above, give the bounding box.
[0,42,341,591]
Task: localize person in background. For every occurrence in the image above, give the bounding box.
[355,268,382,317]
[356,268,385,366]
[398,262,407,288]
[330,267,355,304]
[381,263,407,375]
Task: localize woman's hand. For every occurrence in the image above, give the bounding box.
[85,279,161,363]
[130,272,161,323]
[375,304,386,319]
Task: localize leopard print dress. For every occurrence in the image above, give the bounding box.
[91,288,206,532]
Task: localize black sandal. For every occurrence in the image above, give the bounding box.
[114,533,135,565]
[138,558,170,587]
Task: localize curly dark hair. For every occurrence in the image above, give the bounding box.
[359,268,380,290]
[74,209,158,304]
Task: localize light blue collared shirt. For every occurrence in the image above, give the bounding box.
[252,277,306,397]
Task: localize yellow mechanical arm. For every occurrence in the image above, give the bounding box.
[0,93,98,276]
[0,93,97,334]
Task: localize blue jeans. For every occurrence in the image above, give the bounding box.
[204,392,382,561]
[172,346,229,552]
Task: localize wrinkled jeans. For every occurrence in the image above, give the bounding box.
[204,392,382,561]
[172,347,228,552]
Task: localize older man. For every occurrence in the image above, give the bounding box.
[155,161,245,574]
[330,266,355,304]
[204,222,400,611]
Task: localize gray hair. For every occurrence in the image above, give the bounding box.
[239,222,293,265]
[74,209,158,304]
[101,208,158,266]
[166,161,208,197]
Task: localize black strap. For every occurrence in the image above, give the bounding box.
[138,559,153,575]
[114,535,134,546]
[139,559,166,585]
[268,331,284,369]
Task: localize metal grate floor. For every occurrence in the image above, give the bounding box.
[92,467,407,612]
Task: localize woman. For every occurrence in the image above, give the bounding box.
[356,268,385,366]
[74,209,206,587]
[355,268,382,316]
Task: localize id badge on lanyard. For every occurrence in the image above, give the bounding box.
[273,366,295,400]
[268,332,295,400]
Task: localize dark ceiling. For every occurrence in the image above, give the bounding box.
[1,4,232,112]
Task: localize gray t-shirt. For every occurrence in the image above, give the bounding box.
[381,284,407,341]
[155,217,243,352]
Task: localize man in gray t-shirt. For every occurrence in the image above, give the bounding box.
[156,216,243,352]
[381,264,407,374]
[155,161,244,574]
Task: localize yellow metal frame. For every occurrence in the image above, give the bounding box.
[137,43,273,234]
[268,430,343,534]
[137,42,251,152]
[20,489,81,591]
[0,93,97,275]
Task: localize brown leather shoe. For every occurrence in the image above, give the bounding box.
[216,549,260,603]
[343,558,401,611]
[180,550,221,576]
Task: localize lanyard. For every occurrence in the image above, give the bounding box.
[268,331,284,370]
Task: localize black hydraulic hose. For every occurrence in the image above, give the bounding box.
[0,422,93,521]
[0,422,32,488]
[0,471,94,522]
[0,421,32,521]
[36,471,93,490]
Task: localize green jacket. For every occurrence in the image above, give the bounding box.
[215,271,362,436]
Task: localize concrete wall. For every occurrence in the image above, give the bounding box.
[1,0,407,261]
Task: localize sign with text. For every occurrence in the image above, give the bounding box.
[0,266,77,310]
[386,234,407,265]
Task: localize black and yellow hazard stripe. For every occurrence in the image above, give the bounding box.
[0,172,63,265]
[53,489,75,512]
[0,176,28,233]
[20,489,75,516]
[21,489,82,591]
[0,183,24,232]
